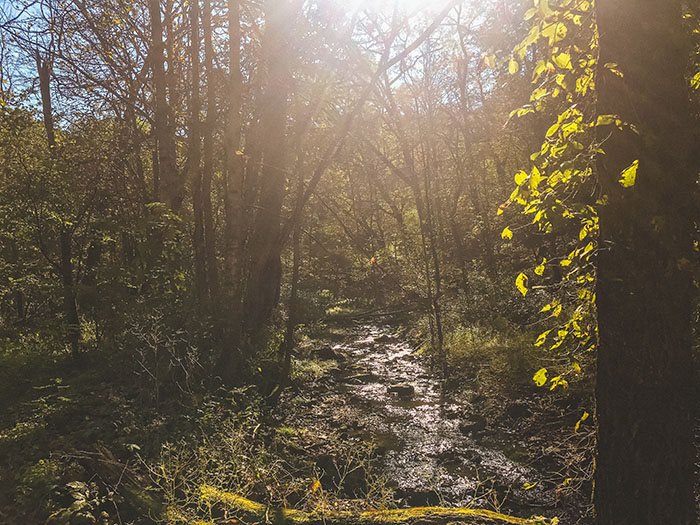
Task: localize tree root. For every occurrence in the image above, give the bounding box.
[198,485,550,525]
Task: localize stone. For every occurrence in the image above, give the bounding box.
[458,414,487,434]
[387,383,415,399]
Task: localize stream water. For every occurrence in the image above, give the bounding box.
[301,324,554,514]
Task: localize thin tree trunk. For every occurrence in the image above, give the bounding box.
[35,50,55,148]
[189,0,207,305]
[202,0,219,300]
[594,1,697,523]
[148,0,179,210]
[35,49,81,358]
[223,0,244,319]
[60,229,80,359]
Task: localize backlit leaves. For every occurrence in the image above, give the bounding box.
[533,368,548,387]
[619,160,639,188]
[516,272,529,296]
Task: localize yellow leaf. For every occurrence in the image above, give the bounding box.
[509,58,519,75]
[514,170,528,185]
[553,52,572,69]
[574,411,589,432]
[533,368,547,387]
[534,258,546,276]
[311,479,322,493]
[501,227,514,240]
[619,160,639,188]
[516,273,529,296]
[235,150,245,156]
[534,329,551,347]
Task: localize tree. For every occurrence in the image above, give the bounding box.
[594,1,697,523]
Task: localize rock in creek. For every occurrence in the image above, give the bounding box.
[387,383,415,399]
[458,413,487,434]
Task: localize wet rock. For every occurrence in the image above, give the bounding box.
[458,414,487,434]
[505,402,531,420]
[315,346,346,361]
[387,383,415,399]
[344,373,379,384]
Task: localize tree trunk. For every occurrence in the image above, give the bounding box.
[35,48,81,359]
[189,0,207,306]
[243,0,296,337]
[222,0,245,322]
[202,0,219,300]
[148,0,179,211]
[35,51,55,149]
[595,1,697,523]
[60,229,80,359]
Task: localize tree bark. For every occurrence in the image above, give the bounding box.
[223,0,245,317]
[242,0,297,337]
[189,0,207,306]
[148,0,179,211]
[202,0,219,300]
[595,1,697,523]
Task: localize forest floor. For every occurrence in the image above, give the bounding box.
[0,320,600,524]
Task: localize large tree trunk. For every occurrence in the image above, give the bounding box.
[595,1,697,523]
[148,0,179,211]
[242,0,297,337]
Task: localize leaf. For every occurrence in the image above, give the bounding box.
[574,411,589,432]
[311,479,322,493]
[619,160,639,187]
[516,272,529,296]
[553,52,572,69]
[509,58,519,75]
[533,368,548,387]
[514,170,528,185]
[501,227,514,240]
[534,330,550,347]
[523,481,538,490]
[534,258,546,276]
[235,150,245,156]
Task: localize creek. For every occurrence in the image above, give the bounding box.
[294,324,554,514]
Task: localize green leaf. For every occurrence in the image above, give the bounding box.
[533,368,548,387]
[619,160,639,187]
[516,272,529,296]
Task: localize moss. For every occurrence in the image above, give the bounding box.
[198,485,543,524]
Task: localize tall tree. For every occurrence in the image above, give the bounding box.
[148,0,180,210]
[595,1,697,523]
